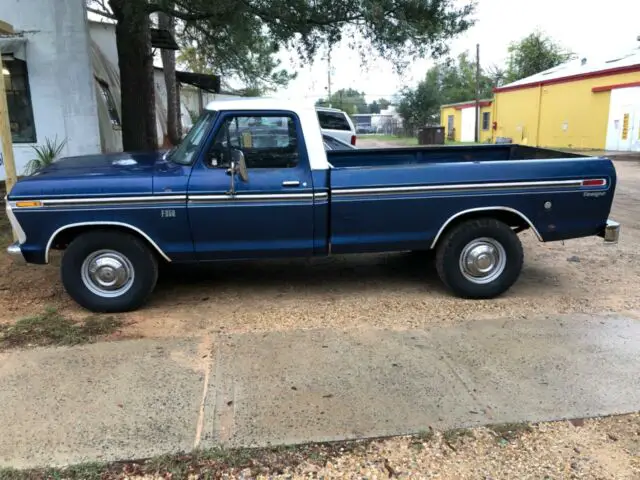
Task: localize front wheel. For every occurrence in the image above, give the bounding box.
[435,218,523,299]
[61,231,159,312]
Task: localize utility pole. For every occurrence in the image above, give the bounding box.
[327,48,332,108]
[474,43,480,143]
[0,20,19,218]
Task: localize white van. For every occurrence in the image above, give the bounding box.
[316,107,357,146]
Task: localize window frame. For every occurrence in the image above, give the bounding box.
[96,78,121,129]
[317,110,352,131]
[3,56,37,144]
[206,112,302,170]
[482,111,491,131]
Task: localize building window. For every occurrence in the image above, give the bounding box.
[482,111,491,131]
[3,57,36,143]
[447,115,454,132]
[97,79,121,128]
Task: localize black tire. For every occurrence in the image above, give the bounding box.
[435,218,523,299]
[61,230,158,313]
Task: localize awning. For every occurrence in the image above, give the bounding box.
[150,28,179,50]
[175,70,221,93]
[0,35,27,60]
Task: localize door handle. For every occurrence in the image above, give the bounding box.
[282,181,300,187]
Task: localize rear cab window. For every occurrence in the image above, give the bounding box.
[317,111,352,131]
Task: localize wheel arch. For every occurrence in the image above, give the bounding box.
[46,222,171,264]
[430,207,542,250]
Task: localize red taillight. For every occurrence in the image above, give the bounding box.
[351,135,356,146]
[582,179,607,187]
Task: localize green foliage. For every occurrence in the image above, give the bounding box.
[24,137,67,175]
[397,30,572,131]
[505,31,575,83]
[155,0,475,70]
[368,98,391,114]
[316,88,368,114]
[398,52,493,130]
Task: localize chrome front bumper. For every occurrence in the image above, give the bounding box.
[7,241,25,263]
[602,219,620,244]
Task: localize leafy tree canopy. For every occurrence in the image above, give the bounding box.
[89,0,475,150]
[397,52,493,130]
[505,31,575,83]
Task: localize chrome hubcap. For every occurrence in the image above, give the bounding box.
[459,237,507,284]
[81,250,134,298]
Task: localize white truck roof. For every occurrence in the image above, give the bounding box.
[204,97,330,171]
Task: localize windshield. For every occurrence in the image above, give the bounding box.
[168,111,215,165]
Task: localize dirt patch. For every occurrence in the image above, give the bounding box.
[1,414,638,479]
[1,161,639,338]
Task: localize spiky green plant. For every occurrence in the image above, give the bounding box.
[25,137,67,175]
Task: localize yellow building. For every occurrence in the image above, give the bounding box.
[440,100,494,143]
[492,50,640,151]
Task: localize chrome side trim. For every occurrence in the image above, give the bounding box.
[333,179,586,196]
[10,195,187,209]
[5,198,26,244]
[314,192,329,200]
[430,206,543,249]
[45,222,172,264]
[188,193,314,203]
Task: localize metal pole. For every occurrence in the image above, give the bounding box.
[327,48,332,108]
[475,43,480,143]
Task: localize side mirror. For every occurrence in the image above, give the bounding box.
[231,149,249,182]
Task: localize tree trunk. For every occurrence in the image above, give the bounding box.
[110,0,157,151]
[158,8,181,145]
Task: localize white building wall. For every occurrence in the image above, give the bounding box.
[2,0,101,179]
[605,86,640,152]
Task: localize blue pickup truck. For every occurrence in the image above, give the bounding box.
[6,99,619,312]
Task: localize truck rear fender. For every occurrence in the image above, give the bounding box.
[430,207,542,250]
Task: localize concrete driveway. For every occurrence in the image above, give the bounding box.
[1,311,639,468]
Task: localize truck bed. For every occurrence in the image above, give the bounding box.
[327,144,583,168]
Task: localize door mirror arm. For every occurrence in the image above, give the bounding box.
[225,149,249,196]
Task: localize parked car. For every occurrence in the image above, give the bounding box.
[6,98,619,312]
[316,107,357,146]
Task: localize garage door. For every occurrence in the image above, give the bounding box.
[605,87,640,152]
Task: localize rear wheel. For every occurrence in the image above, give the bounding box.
[61,231,158,312]
[435,218,523,299]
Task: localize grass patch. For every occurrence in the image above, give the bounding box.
[443,427,474,444]
[0,441,371,480]
[366,134,418,146]
[0,308,122,350]
[488,422,533,442]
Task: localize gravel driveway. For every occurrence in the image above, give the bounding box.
[0,158,638,339]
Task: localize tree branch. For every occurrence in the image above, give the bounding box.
[146,3,215,21]
[87,6,116,20]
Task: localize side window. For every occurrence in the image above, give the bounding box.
[482,112,491,131]
[207,115,299,169]
[3,57,36,143]
[317,111,351,131]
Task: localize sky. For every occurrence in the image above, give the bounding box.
[272,0,640,103]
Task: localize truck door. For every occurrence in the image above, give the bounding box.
[187,111,315,260]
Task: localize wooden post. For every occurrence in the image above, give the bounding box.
[1,20,19,240]
[0,54,18,195]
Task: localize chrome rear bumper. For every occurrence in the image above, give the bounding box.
[7,241,25,263]
[602,219,620,244]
